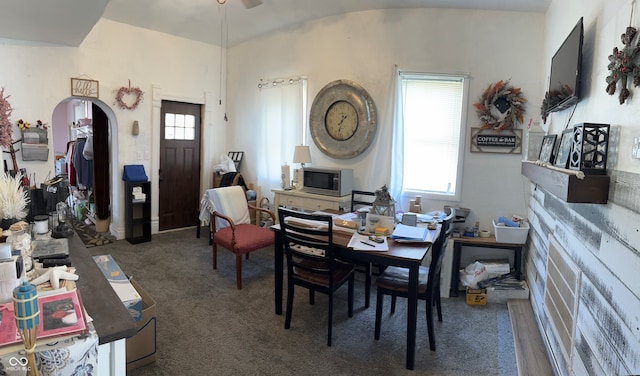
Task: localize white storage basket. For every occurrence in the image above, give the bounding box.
[492,219,529,244]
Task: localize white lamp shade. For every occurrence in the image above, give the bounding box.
[293,145,312,164]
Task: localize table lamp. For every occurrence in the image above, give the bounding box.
[292,145,311,189]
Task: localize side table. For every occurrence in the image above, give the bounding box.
[449,235,524,297]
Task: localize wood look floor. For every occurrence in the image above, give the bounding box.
[508,299,555,376]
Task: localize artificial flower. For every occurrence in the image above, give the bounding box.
[0,87,13,148]
[16,119,30,130]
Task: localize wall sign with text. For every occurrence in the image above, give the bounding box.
[70,78,99,98]
[470,127,522,154]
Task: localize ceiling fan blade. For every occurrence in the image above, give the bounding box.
[241,0,263,8]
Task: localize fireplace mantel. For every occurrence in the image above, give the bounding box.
[521,162,609,204]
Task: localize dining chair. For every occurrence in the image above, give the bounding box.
[207,185,276,289]
[278,207,355,346]
[350,190,376,212]
[374,208,456,351]
[344,190,378,307]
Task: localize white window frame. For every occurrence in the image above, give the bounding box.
[392,71,469,205]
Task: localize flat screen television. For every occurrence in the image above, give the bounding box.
[544,17,584,115]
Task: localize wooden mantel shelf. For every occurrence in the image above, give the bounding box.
[521,162,610,204]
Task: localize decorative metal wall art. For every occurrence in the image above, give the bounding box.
[569,123,610,175]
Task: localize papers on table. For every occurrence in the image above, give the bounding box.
[347,233,389,251]
[391,224,435,243]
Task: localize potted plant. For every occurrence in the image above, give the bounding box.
[0,172,30,230]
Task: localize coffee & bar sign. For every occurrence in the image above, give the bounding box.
[71,78,99,98]
[470,127,522,154]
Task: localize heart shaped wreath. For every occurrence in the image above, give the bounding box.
[473,79,526,132]
[606,26,640,104]
[115,84,144,110]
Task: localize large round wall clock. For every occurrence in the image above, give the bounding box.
[309,79,377,159]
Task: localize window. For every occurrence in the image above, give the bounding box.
[393,72,467,202]
[164,113,195,140]
[256,77,307,193]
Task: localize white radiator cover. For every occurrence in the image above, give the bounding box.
[544,235,582,368]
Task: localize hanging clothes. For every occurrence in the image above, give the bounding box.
[82,135,94,160]
[66,141,76,187]
[73,138,93,189]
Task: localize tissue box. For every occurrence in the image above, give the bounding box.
[93,255,142,321]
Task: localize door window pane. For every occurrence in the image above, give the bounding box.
[164,113,195,140]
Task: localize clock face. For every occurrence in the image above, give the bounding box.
[325,101,358,141]
[309,80,377,159]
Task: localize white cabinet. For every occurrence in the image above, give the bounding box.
[272,189,351,219]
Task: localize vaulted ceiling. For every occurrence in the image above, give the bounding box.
[0,0,549,47]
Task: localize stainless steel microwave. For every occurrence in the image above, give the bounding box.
[302,167,353,197]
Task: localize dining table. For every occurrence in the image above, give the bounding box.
[272,218,439,370]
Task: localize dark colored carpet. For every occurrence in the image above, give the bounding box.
[89,229,517,376]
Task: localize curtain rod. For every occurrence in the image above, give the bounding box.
[258,76,306,89]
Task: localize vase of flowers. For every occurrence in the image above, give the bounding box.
[0,172,30,230]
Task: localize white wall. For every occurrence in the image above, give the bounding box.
[0,19,227,237]
[228,8,545,230]
[526,0,640,374]
[4,4,638,373]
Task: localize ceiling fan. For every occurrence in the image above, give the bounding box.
[216,0,263,8]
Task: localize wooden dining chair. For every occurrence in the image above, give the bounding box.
[374,208,455,351]
[350,190,376,212]
[278,207,355,346]
[207,185,275,289]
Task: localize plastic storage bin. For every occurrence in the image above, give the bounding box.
[492,219,530,244]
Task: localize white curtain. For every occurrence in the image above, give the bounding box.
[257,79,306,195]
[388,65,407,209]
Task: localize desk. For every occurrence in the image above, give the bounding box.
[273,223,438,370]
[449,236,523,297]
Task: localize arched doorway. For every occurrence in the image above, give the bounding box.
[51,98,119,235]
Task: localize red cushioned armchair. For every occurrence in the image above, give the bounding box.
[205,185,275,289]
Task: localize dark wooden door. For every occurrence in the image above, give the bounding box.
[92,103,110,221]
[159,101,201,230]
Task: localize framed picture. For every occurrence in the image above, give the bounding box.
[538,134,556,162]
[554,129,574,169]
[70,78,99,98]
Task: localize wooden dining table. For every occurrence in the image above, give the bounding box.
[272,220,439,370]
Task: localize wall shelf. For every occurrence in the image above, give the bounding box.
[521,162,609,204]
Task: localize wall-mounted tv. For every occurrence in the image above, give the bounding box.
[543,17,584,116]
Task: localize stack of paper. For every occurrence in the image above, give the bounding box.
[347,233,389,251]
[391,224,433,243]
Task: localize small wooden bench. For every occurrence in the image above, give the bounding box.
[507,299,555,376]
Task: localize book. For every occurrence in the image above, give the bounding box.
[391,224,428,242]
[0,288,88,351]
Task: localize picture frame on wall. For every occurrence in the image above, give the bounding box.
[538,134,557,163]
[554,129,574,169]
